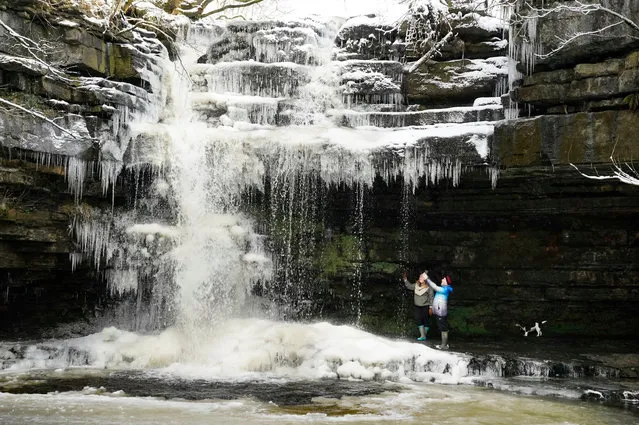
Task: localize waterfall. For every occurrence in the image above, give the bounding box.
[65,10,501,332]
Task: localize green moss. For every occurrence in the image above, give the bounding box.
[317,235,360,277]
[358,313,409,337]
[109,47,137,79]
[58,202,95,218]
[0,89,58,118]
[369,261,400,275]
[543,322,589,337]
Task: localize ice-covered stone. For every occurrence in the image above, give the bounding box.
[334,104,503,128]
[189,61,310,97]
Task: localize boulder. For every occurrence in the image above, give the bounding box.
[406,56,508,107]
[439,37,508,61]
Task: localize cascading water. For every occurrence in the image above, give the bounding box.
[6,3,500,381]
[4,4,639,424]
[64,6,502,334]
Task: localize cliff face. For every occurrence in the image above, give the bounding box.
[0,0,171,337]
[0,1,637,340]
[468,0,639,337]
[294,1,639,339]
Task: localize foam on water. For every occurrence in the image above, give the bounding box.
[1,319,468,384]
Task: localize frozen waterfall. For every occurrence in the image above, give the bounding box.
[69,15,502,332]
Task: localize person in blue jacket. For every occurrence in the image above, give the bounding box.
[424,272,453,350]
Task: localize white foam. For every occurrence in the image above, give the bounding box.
[3,320,468,384]
[125,223,179,239]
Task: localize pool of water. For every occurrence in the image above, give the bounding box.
[0,370,636,425]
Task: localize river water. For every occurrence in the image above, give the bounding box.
[0,320,637,424]
[1,379,635,425]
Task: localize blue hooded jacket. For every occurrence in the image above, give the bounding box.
[426,278,453,317]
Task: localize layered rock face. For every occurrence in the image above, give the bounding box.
[298,1,639,339]
[0,0,637,342]
[0,1,172,336]
[483,0,639,337]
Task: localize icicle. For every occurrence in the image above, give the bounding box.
[106,269,138,296]
[65,157,89,203]
[100,160,122,198]
[351,181,365,327]
[71,216,112,270]
[505,102,519,120]
[69,252,84,272]
[489,166,500,190]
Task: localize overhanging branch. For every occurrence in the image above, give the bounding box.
[0,97,86,140]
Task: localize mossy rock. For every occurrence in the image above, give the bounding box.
[317,235,361,277]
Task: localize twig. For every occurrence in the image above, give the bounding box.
[406,30,454,74]
[536,20,625,59]
[0,96,85,140]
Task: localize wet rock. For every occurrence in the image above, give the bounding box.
[201,20,328,65]
[0,110,94,158]
[334,15,401,61]
[406,56,508,107]
[0,10,139,82]
[514,49,639,112]
[334,104,503,128]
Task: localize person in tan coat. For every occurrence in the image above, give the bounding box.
[403,271,434,341]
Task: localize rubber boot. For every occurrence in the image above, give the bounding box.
[436,331,449,350]
[424,327,429,340]
[417,326,426,341]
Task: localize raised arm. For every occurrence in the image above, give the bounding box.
[425,277,444,293]
[402,272,415,291]
[403,278,415,291]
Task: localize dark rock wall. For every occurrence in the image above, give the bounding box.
[0,1,163,338]
[469,0,639,338]
[302,1,639,339]
[0,159,106,338]
[268,167,638,339]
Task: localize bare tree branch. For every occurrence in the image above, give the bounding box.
[508,0,639,61]
[199,0,265,19]
[0,97,86,140]
[570,140,639,186]
[536,20,627,59]
[406,30,455,73]
[570,161,639,185]
[175,0,265,19]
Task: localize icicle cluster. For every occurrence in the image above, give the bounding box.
[70,215,112,270]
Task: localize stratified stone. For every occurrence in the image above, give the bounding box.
[514,49,639,111]
[511,0,639,71]
[0,10,140,81]
[493,110,639,168]
[406,56,508,107]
